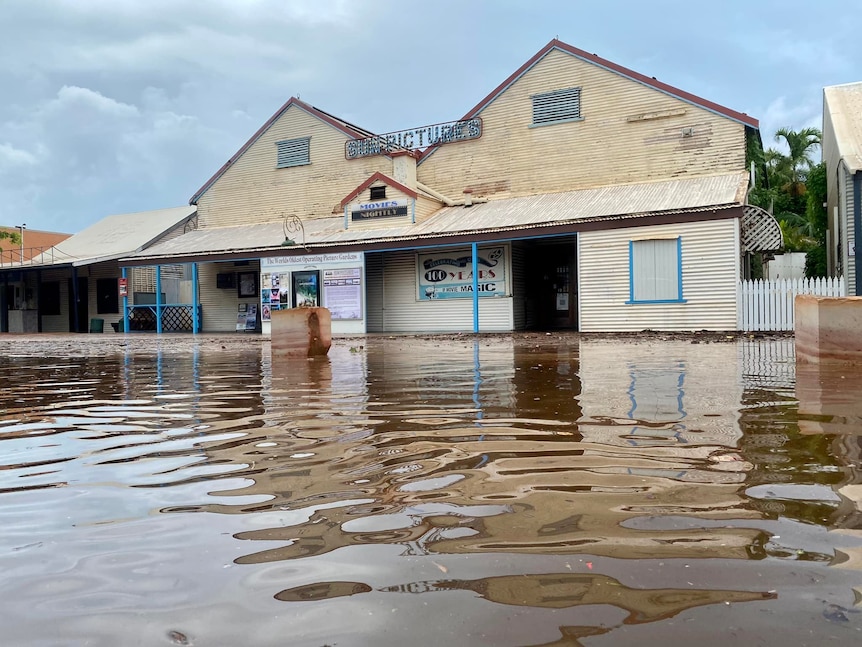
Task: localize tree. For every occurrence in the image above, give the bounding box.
[804,162,828,277]
[0,230,20,245]
[748,127,826,277]
[772,126,822,198]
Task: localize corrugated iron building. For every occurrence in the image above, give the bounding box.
[124,39,779,334]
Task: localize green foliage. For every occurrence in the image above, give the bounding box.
[805,162,828,243]
[750,128,828,277]
[0,230,21,245]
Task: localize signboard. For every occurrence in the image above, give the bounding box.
[118,278,128,297]
[323,268,362,319]
[345,118,482,159]
[262,252,362,268]
[350,198,409,222]
[417,246,506,300]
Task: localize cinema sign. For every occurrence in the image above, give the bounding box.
[345,117,482,159]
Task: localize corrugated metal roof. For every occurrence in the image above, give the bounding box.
[24,205,196,268]
[825,82,862,173]
[126,172,748,263]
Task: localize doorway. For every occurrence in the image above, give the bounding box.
[68,276,88,333]
[527,238,578,330]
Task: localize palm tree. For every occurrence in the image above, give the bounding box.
[771,127,822,197]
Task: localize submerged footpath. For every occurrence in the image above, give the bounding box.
[0,329,793,358]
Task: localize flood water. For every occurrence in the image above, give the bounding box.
[1,334,861,646]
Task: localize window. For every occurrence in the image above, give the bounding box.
[369,186,386,200]
[531,87,582,126]
[97,278,120,314]
[275,137,311,168]
[628,238,685,303]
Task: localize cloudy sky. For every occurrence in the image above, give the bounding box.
[1,0,859,234]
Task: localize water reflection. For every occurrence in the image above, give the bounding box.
[0,335,861,646]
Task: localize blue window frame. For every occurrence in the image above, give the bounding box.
[627,237,686,304]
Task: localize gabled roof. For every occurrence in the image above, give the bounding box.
[190,97,377,205]
[419,38,758,162]
[340,172,419,208]
[824,82,862,173]
[22,205,196,268]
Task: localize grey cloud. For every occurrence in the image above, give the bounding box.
[1,0,860,232]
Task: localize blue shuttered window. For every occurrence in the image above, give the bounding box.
[531,87,582,126]
[275,137,310,168]
[628,238,686,304]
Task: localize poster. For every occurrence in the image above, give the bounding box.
[417,246,506,300]
[292,271,320,307]
[323,268,362,320]
[245,304,258,331]
[235,303,247,331]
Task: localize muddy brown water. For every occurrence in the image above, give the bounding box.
[0,333,861,646]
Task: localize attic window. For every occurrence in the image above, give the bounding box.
[531,87,582,127]
[369,186,386,200]
[276,137,310,168]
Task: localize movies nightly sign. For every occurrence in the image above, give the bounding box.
[350,198,409,221]
[345,118,482,159]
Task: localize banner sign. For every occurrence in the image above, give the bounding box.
[417,246,506,300]
[345,118,482,159]
[262,252,362,267]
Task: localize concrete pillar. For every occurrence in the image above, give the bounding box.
[271,307,332,357]
[796,294,862,364]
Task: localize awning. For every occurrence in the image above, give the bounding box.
[15,206,197,270]
[123,172,750,265]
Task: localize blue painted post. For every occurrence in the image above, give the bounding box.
[122,267,128,334]
[156,265,162,334]
[191,262,199,334]
[472,242,479,333]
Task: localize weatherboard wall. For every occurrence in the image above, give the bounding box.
[418,48,746,201]
[195,106,390,229]
[198,260,262,333]
[39,267,71,333]
[578,218,740,332]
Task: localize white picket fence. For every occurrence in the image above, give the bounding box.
[738,277,846,332]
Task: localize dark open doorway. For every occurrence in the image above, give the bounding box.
[68,276,88,333]
[526,237,578,330]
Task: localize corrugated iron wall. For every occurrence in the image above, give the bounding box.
[579,219,740,332]
[844,167,856,295]
[510,242,529,330]
[365,252,384,332]
[378,250,513,332]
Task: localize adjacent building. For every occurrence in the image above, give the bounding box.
[0,207,195,333]
[823,82,862,294]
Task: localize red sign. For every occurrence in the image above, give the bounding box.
[118,278,128,297]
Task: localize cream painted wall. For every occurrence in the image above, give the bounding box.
[196,106,392,229]
[419,49,746,200]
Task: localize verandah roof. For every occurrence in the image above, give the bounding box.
[122,172,749,266]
